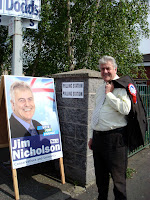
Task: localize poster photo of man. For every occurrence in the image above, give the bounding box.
[9,81,43,138]
[4,75,63,169]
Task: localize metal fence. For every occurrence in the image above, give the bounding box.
[128,85,150,157]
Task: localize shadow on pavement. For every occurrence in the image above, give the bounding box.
[0,154,71,200]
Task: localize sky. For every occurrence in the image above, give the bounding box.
[139,7,150,54]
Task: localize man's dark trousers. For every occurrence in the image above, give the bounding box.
[92,127,128,200]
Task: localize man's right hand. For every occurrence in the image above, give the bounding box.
[105,82,114,94]
[88,138,93,150]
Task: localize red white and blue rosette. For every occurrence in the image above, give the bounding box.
[128,83,137,103]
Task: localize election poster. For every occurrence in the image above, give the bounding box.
[4,75,63,169]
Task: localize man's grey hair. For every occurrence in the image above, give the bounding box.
[99,56,117,69]
[10,81,33,102]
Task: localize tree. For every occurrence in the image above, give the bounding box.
[0,0,149,78]
[0,26,12,75]
[68,0,149,78]
[92,0,150,78]
[23,0,69,76]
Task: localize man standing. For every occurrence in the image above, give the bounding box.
[88,56,131,200]
[9,81,43,138]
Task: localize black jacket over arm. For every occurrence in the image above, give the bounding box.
[112,75,148,151]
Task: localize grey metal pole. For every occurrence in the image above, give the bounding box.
[12,17,23,76]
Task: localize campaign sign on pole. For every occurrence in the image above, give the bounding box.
[0,0,41,21]
[4,75,63,169]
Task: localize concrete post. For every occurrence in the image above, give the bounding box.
[12,17,23,76]
[53,69,103,186]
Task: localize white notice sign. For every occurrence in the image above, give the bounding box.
[0,15,38,29]
[62,82,84,98]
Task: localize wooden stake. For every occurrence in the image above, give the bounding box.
[12,169,20,200]
[59,157,65,184]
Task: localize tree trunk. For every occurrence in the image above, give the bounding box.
[67,0,75,70]
[84,0,100,68]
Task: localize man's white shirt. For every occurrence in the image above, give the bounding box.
[90,75,131,138]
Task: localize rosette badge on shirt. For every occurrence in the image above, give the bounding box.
[128,83,137,104]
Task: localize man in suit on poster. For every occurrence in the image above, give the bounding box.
[9,81,43,138]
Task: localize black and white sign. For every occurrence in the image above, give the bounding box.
[0,15,38,29]
[62,82,84,98]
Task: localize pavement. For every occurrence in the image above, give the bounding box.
[0,147,150,200]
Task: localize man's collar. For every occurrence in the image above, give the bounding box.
[113,75,119,80]
[103,74,119,83]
